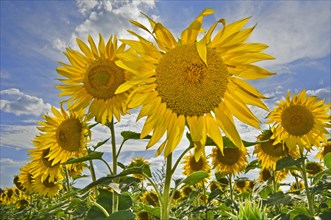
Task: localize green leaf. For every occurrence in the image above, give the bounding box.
[275,157,305,171]
[93,138,110,149]
[289,207,311,220]
[142,205,160,217]
[266,191,291,205]
[118,192,133,210]
[208,188,221,202]
[121,131,151,142]
[62,151,104,165]
[106,210,134,220]
[244,159,260,174]
[324,152,331,169]
[181,171,209,185]
[258,185,272,199]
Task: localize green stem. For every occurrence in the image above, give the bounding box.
[300,151,315,216]
[143,174,163,206]
[89,159,98,198]
[116,140,126,158]
[171,145,193,175]
[92,201,110,217]
[161,153,172,220]
[99,158,113,175]
[272,170,280,215]
[229,174,234,202]
[107,119,118,213]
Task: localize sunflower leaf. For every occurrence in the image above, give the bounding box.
[121,131,152,142]
[62,151,104,165]
[275,157,305,171]
[181,171,209,185]
[324,152,331,169]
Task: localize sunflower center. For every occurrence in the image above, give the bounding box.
[42,176,55,188]
[84,60,125,99]
[236,181,246,188]
[42,149,55,167]
[261,169,271,181]
[281,105,314,136]
[189,156,204,171]
[217,147,241,165]
[259,132,288,157]
[156,43,229,116]
[56,118,82,152]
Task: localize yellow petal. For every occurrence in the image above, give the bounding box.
[196,42,207,66]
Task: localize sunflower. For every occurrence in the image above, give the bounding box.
[210,146,248,176]
[289,181,304,193]
[182,153,211,178]
[180,185,194,197]
[140,191,159,207]
[209,181,222,192]
[116,8,274,159]
[32,174,63,197]
[35,105,90,165]
[172,189,182,202]
[28,146,62,182]
[13,176,24,191]
[56,34,131,124]
[66,162,86,177]
[258,168,288,182]
[136,211,151,220]
[316,142,331,160]
[18,163,34,193]
[128,157,151,180]
[254,130,299,170]
[267,90,330,151]
[305,161,323,176]
[234,179,248,193]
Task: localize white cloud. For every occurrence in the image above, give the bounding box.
[0,158,26,188]
[65,0,157,50]
[220,1,330,68]
[0,88,52,116]
[306,87,331,102]
[0,125,39,149]
[0,70,11,79]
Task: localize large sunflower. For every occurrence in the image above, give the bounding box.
[35,106,90,165]
[115,8,274,159]
[210,146,248,176]
[56,35,131,124]
[267,90,330,151]
[32,174,63,197]
[254,129,299,169]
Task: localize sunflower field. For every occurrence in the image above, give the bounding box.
[1,8,331,220]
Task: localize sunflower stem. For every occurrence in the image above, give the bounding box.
[271,170,280,215]
[92,201,110,217]
[229,174,234,202]
[171,145,193,175]
[161,153,172,220]
[107,118,119,213]
[300,150,315,216]
[88,159,98,198]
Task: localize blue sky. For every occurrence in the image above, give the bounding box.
[1,0,330,188]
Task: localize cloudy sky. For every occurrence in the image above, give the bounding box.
[1,0,330,189]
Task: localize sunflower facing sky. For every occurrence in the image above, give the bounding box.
[56,34,132,124]
[35,105,90,165]
[115,8,274,159]
[254,130,299,169]
[267,90,330,151]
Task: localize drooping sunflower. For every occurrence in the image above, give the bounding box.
[180,185,194,197]
[182,153,211,177]
[65,162,86,177]
[305,161,323,176]
[209,181,222,192]
[128,157,151,180]
[210,146,248,176]
[254,129,299,170]
[316,141,331,160]
[18,163,34,193]
[140,191,159,207]
[35,105,90,165]
[258,168,288,183]
[56,34,131,124]
[116,8,274,159]
[28,146,62,182]
[136,211,152,220]
[32,174,63,197]
[267,90,330,151]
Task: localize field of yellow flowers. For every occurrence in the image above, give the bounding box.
[1,8,330,220]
